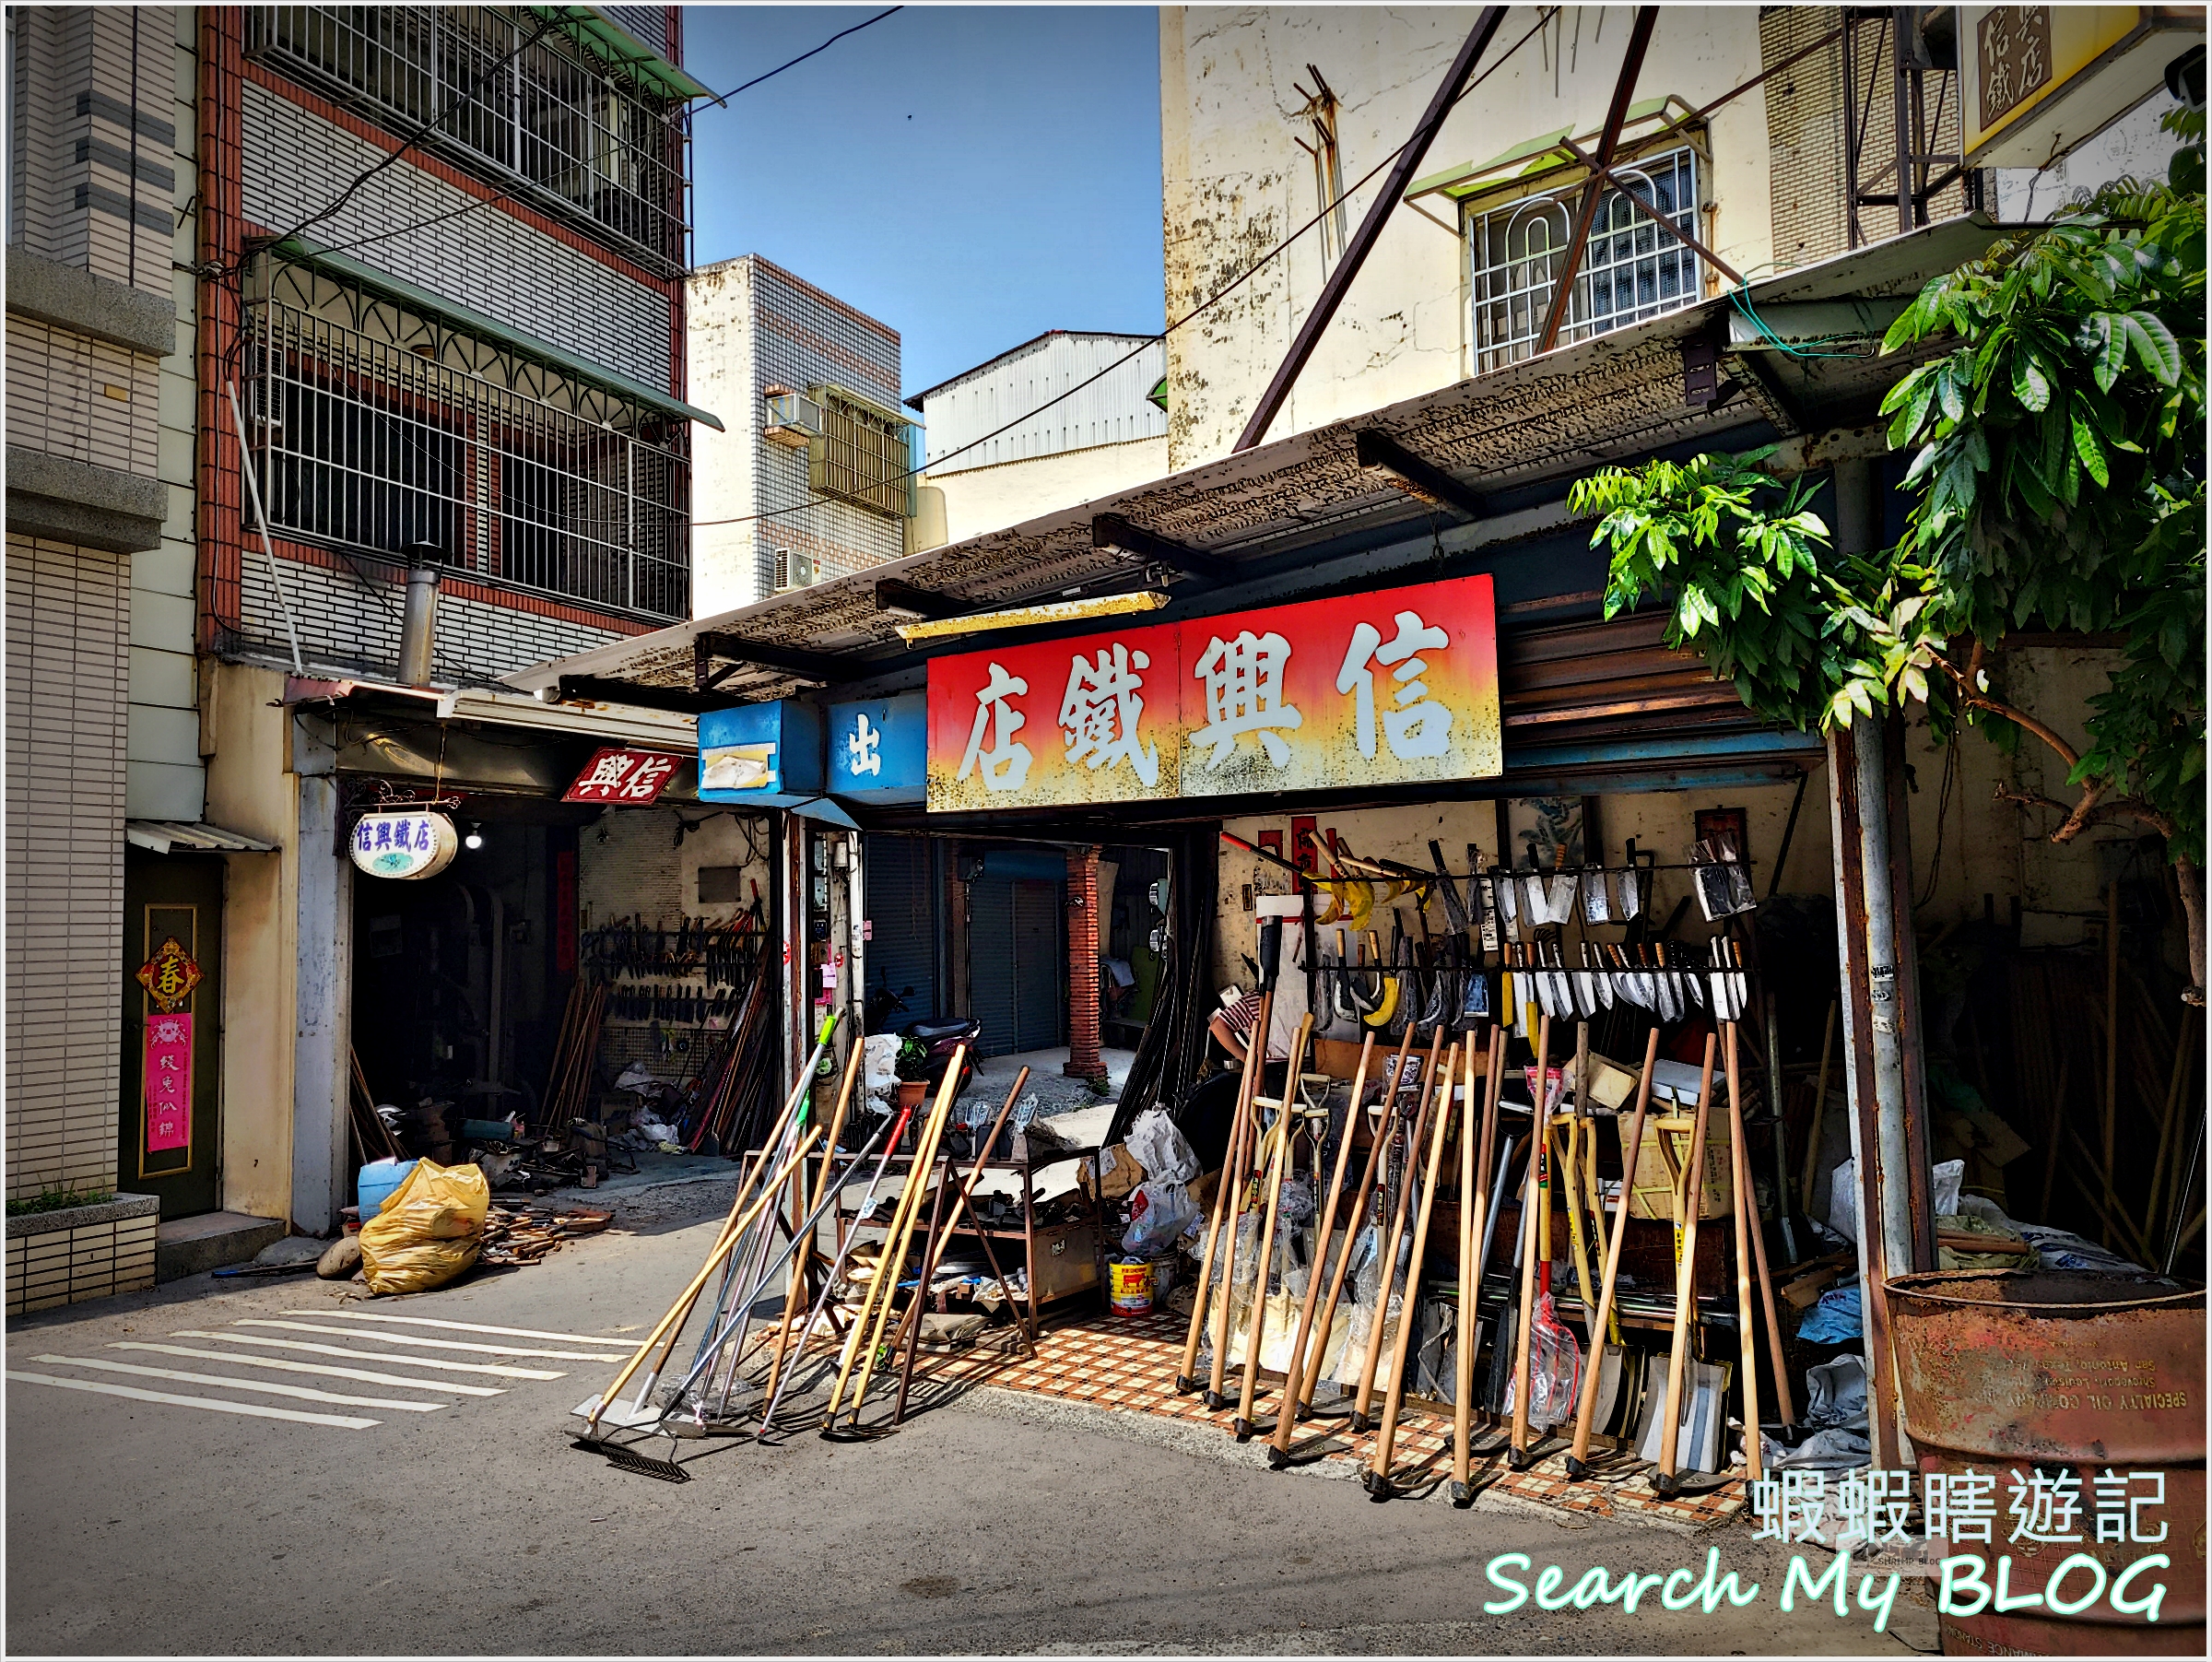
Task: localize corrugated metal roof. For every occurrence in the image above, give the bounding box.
[505,215,2024,710]
[126,820,279,855]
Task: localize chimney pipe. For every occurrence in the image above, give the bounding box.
[397,542,443,688]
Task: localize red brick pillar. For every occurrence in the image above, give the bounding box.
[1065,845,1101,1080]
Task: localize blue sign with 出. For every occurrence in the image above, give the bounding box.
[828,692,925,805]
[698,701,824,804]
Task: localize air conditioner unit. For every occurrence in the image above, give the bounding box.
[763,391,825,448]
[772,548,816,593]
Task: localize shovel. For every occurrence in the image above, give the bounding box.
[1651,1034,1718,1496]
[1451,1029,1504,1503]
[1366,1038,1462,1498]
[1347,1029,1445,1433]
[1566,1029,1662,1479]
[1176,987,1270,1396]
[1234,1016,1313,1439]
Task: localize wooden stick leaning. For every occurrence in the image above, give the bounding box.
[1366,1040,1461,1498]
[1348,1028,1445,1434]
[1279,1024,1416,1443]
[759,1043,868,1405]
[583,1126,824,1434]
[1566,1028,1662,1478]
[1798,999,1839,1208]
[1652,1032,1718,1494]
[1731,1026,1796,1430]
[821,1051,965,1427]
[1265,1032,1375,1467]
[888,1067,1033,1422]
[1175,991,1271,1395]
[1204,991,1275,1409]
[595,1049,825,1432]
[1508,1010,1551,1463]
[1451,1025,1505,1503]
[1724,1021,1764,1481]
[1234,1016,1312,1438]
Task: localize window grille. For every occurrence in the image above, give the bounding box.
[248,6,688,273]
[808,391,912,520]
[1467,147,1703,374]
[242,260,689,619]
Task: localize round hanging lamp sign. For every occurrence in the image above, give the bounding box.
[349,808,459,879]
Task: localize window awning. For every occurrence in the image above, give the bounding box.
[126,819,279,855]
[269,237,725,432]
[1406,96,1693,210]
[535,6,717,100]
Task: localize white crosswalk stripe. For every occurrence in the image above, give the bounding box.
[8,1369,381,1429]
[110,1341,506,1397]
[231,1318,627,1362]
[171,1329,565,1379]
[286,1309,636,1347]
[31,1353,447,1413]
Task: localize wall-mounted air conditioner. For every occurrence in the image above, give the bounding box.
[763,391,825,448]
[772,548,817,593]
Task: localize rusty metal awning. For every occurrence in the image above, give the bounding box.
[125,819,278,855]
[504,214,2027,713]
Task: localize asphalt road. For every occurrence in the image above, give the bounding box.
[6,1208,1939,1656]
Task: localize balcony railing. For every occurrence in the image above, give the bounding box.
[248,5,689,273]
[243,289,689,620]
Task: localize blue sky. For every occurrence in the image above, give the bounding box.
[683,6,1166,402]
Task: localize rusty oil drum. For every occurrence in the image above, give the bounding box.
[1886,1268,2206,1656]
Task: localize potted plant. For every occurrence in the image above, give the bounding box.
[895,1038,931,1109]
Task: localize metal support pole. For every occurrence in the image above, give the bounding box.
[1533,7,1661,356]
[1231,6,1508,452]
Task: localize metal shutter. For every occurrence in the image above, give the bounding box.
[969,872,1017,1056]
[863,834,938,1031]
[1012,878,1065,1052]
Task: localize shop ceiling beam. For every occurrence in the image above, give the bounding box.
[1092,513,1238,585]
[555,674,724,715]
[1352,429,1486,518]
[1533,6,1661,358]
[1231,6,1509,453]
[873,577,967,620]
[692,633,856,689]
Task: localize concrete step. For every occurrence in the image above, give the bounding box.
[155,1211,286,1281]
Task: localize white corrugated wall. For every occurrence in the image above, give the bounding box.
[916,333,1166,474]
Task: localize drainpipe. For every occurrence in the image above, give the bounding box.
[397,541,443,688]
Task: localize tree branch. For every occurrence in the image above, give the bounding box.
[1936,642,2084,771]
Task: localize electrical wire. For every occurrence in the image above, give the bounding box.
[689,5,1564,532]
[700,6,903,108]
[284,12,906,262]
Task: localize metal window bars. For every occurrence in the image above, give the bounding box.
[1468,146,1703,374]
[807,391,913,521]
[247,6,689,274]
[241,260,689,620]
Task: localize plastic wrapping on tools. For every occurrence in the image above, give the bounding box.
[1499,1290,1582,1430]
[1410,1292,1459,1403]
[1203,1212,1319,1373]
[358,1157,489,1296]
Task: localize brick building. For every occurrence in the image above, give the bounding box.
[8,4,724,1305]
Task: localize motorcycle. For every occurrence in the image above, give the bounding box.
[870,979,979,1101]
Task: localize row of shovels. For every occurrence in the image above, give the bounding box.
[1173,1000,1794,1499]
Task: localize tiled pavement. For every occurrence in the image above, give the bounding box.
[907,1310,1747,1529]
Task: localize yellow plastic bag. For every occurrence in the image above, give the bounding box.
[358,1157,489,1296]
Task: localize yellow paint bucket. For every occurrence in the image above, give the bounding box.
[1108,1255,1155,1317]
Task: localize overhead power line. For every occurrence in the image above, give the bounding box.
[702,6,904,108]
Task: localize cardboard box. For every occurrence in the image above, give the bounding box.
[1628,1112,1735,1221]
[1081,1143,1145,1201]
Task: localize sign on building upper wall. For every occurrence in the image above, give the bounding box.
[924,574,1501,812]
[1959,6,2205,168]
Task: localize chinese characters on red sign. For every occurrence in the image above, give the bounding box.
[924,574,1501,811]
[562,747,685,805]
[145,1011,193,1152]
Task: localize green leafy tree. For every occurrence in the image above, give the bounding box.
[1571,113,2206,999]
